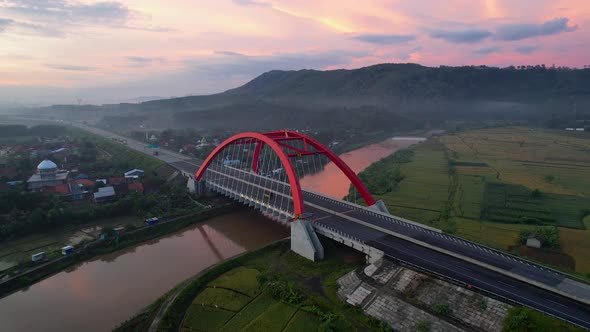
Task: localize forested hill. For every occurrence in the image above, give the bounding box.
[224,63,590,100]
[34,63,590,132]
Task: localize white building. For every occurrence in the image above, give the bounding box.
[526,236,542,248]
[27,159,69,191]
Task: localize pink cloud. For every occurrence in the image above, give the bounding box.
[0,0,588,103]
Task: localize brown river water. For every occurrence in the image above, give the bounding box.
[0,137,421,332]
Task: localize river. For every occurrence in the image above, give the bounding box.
[0,136,422,331]
[299,137,424,198]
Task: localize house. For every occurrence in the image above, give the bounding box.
[75,173,89,180]
[93,186,116,203]
[72,179,95,188]
[50,147,67,155]
[124,169,144,183]
[127,183,144,194]
[108,177,126,185]
[41,182,86,201]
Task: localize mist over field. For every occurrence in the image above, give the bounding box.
[13,63,589,135]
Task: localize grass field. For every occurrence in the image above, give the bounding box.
[207,266,261,297]
[502,307,584,332]
[175,239,383,332]
[283,310,322,332]
[359,127,590,273]
[181,266,320,332]
[378,139,450,225]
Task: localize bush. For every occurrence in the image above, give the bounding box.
[432,303,451,316]
[417,320,431,332]
[517,226,560,249]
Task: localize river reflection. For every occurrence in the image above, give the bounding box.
[0,210,288,332]
[300,137,423,199]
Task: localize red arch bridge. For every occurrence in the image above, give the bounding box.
[182,129,590,328]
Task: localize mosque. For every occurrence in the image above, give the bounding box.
[27,159,69,191]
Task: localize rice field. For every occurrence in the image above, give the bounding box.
[361,127,590,272]
[182,267,321,332]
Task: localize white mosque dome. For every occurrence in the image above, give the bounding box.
[37,159,58,170]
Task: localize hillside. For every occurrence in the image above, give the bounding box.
[33,63,590,133]
[221,63,590,100]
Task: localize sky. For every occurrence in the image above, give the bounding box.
[0,0,589,105]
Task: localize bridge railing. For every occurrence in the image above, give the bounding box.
[304,190,590,287]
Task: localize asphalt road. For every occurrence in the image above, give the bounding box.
[71,123,195,164]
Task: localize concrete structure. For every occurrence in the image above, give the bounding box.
[290,219,324,261]
[93,186,116,203]
[338,261,511,332]
[314,222,384,264]
[27,159,69,191]
[526,236,542,248]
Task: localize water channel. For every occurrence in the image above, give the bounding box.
[0,137,422,331]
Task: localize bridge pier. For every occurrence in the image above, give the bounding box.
[290,219,324,261]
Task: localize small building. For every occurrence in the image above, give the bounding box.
[72,179,95,188]
[61,245,74,255]
[31,252,46,262]
[75,173,89,180]
[127,183,144,194]
[565,128,574,131]
[108,177,125,185]
[27,159,69,191]
[576,128,585,131]
[93,186,116,203]
[526,236,542,248]
[95,179,107,185]
[124,168,144,178]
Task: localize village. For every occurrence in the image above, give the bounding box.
[0,125,200,269]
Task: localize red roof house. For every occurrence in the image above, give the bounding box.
[127,183,144,194]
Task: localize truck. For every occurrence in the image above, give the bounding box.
[31,252,46,262]
[145,217,159,226]
[113,226,125,236]
[61,245,74,255]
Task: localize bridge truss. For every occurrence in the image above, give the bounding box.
[196,130,376,222]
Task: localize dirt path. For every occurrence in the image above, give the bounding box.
[147,276,198,332]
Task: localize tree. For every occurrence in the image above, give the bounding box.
[544,175,555,183]
[530,189,542,198]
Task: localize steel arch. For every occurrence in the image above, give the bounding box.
[195,132,305,217]
[255,130,376,207]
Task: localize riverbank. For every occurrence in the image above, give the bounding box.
[117,239,395,332]
[0,202,238,300]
